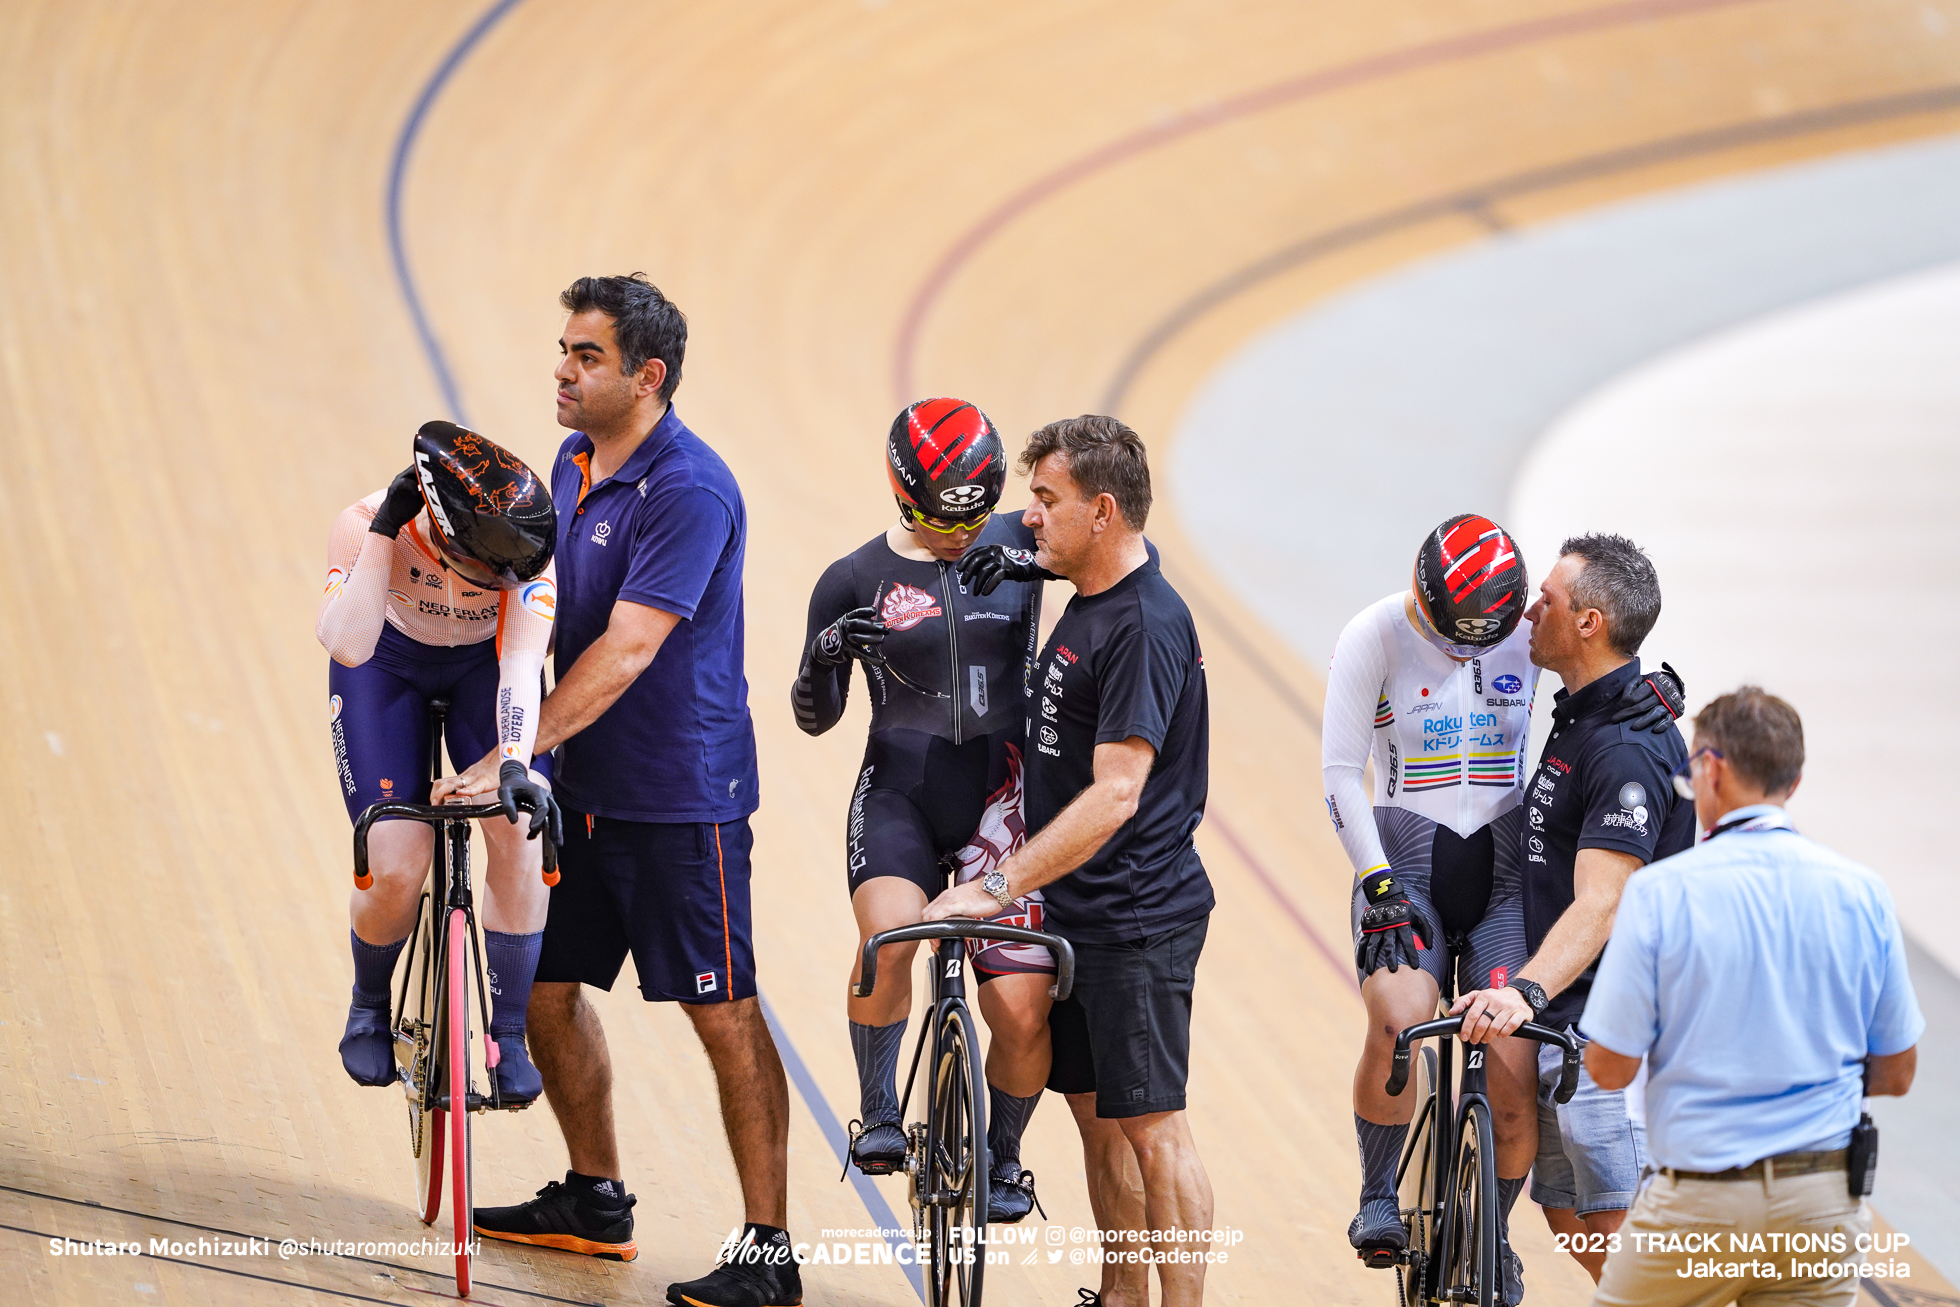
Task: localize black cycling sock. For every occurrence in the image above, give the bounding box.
[1355,1114,1409,1205]
[349,931,407,1007]
[850,1019,907,1124]
[567,1170,629,1213]
[1496,1175,1526,1243]
[986,1086,1041,1173]
[483,930,542,1040]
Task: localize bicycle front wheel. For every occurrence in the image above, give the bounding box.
[1438,1100,1497,1307]
[925,1004,988,1307]
[398,885,444,1226]
[446,906,473,1297]
[1393,1045,1439,1307]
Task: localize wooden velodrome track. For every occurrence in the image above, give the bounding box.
[5,1,1959,1303]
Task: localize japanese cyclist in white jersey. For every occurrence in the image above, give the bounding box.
[318,422,562,1103]
[1324,514,1676,1304]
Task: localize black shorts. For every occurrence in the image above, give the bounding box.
[1046,915,1207,1119]
[846,728,1013,898]
[536,807,756,1004]
[1350,806,1528,993]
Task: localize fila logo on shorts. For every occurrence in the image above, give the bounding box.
[695,970,718,996]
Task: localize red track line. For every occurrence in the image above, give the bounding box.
[1206,810,1359,996]
[892,0,1771,402]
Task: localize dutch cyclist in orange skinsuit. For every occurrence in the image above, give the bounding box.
[318,421,561,1102]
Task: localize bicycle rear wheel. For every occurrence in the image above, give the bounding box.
[925,1004,988,1307]
[1393,1045,1439,1306]
[446,906,473,1296]
[1437,1100,1497,1307]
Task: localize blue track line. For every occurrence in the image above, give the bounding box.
[384,7,925,1299]
[760,994,927,1301]
[384,0,528,427]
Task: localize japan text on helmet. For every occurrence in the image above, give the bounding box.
[412,420,556,587]
[1412,513,1528,650]
[886,398,1005,524]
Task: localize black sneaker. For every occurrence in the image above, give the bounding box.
[666,1225,802,1306]
[1075,1291,1103,1306]
[473,1176,637,1261]
[988,1166,1042,1224]
[845,1119,906,1176]
[1348,1197,1405,1268]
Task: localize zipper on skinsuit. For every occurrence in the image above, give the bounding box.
[939,560,963,745]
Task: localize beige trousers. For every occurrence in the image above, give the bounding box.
[1592,1169,1874,1307]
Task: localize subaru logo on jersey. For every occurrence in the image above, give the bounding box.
[1039,725,1058,746]
[1493,674,1523,694]
[695,970,718,995]
[939,483,987,509]
[969,666,988,716]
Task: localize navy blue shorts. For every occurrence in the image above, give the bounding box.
[327,623,541,824]
[537,808,756,1005]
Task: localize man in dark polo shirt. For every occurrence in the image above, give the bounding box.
[926,415,1213,1307]
[1452,533,1692,1291]
[438,275,796,1307]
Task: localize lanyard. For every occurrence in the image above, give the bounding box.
[1705,809,1796,840]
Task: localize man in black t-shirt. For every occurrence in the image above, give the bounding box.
[928,415,1213,1307]
[1451,533,1692,1292]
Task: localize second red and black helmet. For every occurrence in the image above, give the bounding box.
[1412,513,1528,648]
[886,398,1005,524]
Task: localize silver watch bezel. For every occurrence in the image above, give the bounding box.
[981,870,1014,907]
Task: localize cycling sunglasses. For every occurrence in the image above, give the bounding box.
[902,503,991,535]
[1671,747,1723,801]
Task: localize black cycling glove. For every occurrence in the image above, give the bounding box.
[956,544,1053,596]
[1356,871,1425,975]
[369,465,426,538]
[498,760,563,845]
[812,607,887,666]
[1610,661,1686,734]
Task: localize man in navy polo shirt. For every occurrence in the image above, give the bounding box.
[1452,533,1693,1294]
[439,275,797,1307]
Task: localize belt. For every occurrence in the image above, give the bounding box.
[1664,1148,1848,1183]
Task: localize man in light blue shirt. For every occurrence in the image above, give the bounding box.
[1582,686,1922,1307]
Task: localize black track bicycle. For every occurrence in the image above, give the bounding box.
[1382,991,1581,1307]
[351,697,557,1298]
[853,918,1075,1307]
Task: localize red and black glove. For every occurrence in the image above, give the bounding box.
[1611,661,1686,734]
[1357,871,1426,975]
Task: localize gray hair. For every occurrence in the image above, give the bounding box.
[1559,533,1661,656]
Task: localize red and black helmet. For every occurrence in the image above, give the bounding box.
[1412,514,1528,648]
[412,420,556,587]
[886,398,1004,524]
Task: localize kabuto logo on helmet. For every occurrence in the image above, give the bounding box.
[1455,617,1505,637]
[887,398,1005,523]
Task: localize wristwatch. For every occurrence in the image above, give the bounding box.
[981,870,1015,908]
[1507,977,1549,1018]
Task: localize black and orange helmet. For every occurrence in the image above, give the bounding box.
[412,420,556,588]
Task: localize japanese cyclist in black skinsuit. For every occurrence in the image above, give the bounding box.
[792,399,1060,1224]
